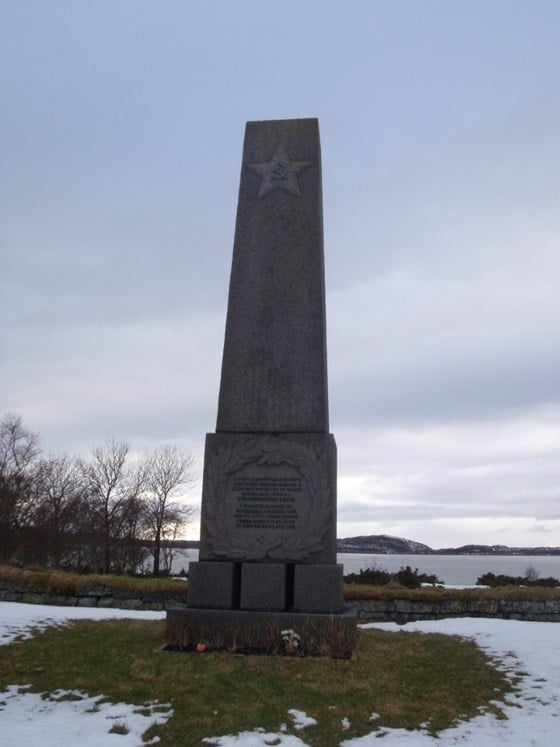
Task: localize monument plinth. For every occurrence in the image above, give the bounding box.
[166,119,356,657]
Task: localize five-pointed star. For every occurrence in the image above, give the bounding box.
[247,143,312,199]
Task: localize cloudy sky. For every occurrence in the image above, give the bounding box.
[2,1,560,548]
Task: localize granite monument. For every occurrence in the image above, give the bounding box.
[166,118,356,657]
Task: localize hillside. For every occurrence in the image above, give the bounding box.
[337,535,432,554]
[336,535,560,556]
[171,536,560,555]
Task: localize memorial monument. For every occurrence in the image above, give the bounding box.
[166,118,356,657]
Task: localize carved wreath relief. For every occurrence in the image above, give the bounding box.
[203,437,331,561]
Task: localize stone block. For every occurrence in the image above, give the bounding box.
[118,598,143,610]
[83,586,111,597]
[395,600,434,615]
[165,606,357,659]
[164,600,187,610]
[467,599,498,615]
[199,432,337,565]
[21,592,46,605]
[53,595,77,607]
[240,563,286,611]
[76,596,98,608]
[187,561,238,610]
[293,564,343,613]
[141,601,163,611]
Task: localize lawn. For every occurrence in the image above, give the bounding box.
[0,615,512,746]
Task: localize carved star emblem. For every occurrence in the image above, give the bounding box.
[248,143,312,199]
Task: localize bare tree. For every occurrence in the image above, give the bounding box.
[0,414,41,480]
[109,464,149,574]
[143,444,194,574]
[32,454,86,567]
[525,565,540,582]
[0,414,41,564]
[113,491,151,572]
[0,414,195,576]
[79,438,140,573]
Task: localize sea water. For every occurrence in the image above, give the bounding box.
[169,550,560,586]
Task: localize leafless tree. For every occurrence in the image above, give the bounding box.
[143,444,194,574]
[0,414,41,563]
[79,438,142,573]
[525,565,540,582]
[0,414,41,480]
[31,454,87,567]
[1,413,196,575]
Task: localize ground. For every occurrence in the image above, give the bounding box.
[0,603,559,746]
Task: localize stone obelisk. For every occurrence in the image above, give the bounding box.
[166,119,355,657]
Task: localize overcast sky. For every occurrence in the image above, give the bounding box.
[2,1,560,548]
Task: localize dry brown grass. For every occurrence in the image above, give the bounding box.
[0,564,184,595]
[3,564,559,603]
[343,582,560,602]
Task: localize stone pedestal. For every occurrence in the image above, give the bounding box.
[166,606,356,659]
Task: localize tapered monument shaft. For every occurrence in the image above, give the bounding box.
[216,118,328,433]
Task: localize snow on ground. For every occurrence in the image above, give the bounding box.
[1,603,560,746]
[0,685,172,746]
[204,730,311,747]
[206,618,560,747]
[0,602,170,746]
[0,600,164,647]
[341,618,560,746]
[287,709,318,730]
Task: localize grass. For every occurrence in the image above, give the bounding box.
[3,564,560,602]
[0,617,514,746]
[344,583,560,603]
[0,565,184,595]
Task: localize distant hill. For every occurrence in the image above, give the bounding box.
[433,543,560,556]
[164,540,200,549]
[336,535,560,556]
[171,536,560,556]
[337,535,432,554]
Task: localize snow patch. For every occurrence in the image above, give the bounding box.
[0,684,172,746]
[287,709,318,730]
[0,601,164,648]
[204,733,309,746]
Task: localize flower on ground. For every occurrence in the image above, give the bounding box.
[281,629,300,649]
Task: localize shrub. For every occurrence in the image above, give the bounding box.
[344,564,442,589]
[477,571,559,588]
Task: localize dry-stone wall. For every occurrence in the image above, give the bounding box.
[1,578,559,621]
[0,579,188,611]
[354,597,560,623]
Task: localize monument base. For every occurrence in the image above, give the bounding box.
[187,561,345,613]
[165,605,357,659]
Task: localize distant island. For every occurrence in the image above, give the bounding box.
[171,535,560,556]
[336,535,560,556]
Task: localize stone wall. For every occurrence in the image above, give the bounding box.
[0,580,188,611]
[2,579,559,622]
[353,597,560,623]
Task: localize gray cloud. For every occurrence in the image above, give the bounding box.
[2,1,560,546]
